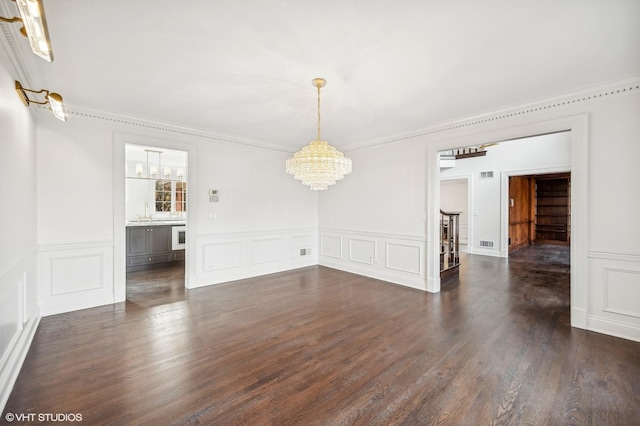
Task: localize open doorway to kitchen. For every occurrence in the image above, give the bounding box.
[124,144,188,307]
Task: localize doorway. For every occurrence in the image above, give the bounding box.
[440,177,471,252]
[124,143,188,306]
[508,173,571,253]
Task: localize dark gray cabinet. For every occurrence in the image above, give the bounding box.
[126,225,182,272]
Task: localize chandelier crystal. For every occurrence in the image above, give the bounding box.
[286,78,352,190]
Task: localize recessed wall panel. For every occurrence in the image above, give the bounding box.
[252,238,283,265]
[604,268,640,318]
[0,281,21,369]
[349,239,376,264]
[386,243,421,275]
[321,236,342,259]
[203,241,241,272]
[51,255,103,295]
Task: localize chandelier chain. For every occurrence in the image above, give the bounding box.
[317,84,321,140]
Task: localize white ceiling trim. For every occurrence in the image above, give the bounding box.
[59,75,640,154]
[0,3,38,87]
[67,106,293,153]
[346,75,640,151]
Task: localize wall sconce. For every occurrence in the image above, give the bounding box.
[0,0,53,62]
[15,80,66,121]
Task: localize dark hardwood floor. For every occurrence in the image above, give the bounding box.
[3,245,639,425]
[126,261,186,308]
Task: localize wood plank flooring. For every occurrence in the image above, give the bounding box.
[3,245,639,425]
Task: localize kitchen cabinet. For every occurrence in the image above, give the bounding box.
[126,225,182,272]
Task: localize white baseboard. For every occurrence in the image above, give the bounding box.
[39,294,114,317]
[571,307,587,329]
[587,316,640,342]
[320,258,427,291]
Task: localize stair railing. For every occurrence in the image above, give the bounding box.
[440,210,461,277]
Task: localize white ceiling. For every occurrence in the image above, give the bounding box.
[18,0,640,150]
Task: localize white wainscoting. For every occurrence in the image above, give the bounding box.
[194,228,317,287]
[0,251,39,413]
[319,228,427,291]
[38,241,114,316]
[587,250,640,342]
[459,223,468,245]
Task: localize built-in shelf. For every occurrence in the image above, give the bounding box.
[535,177,570,243]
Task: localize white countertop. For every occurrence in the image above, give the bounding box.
[126,220,186,227]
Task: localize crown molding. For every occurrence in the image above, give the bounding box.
[0,1,38,87]
[54,74,639,155]
[346,74,640,152]
[36,74,640,155]
[65,105,293,153]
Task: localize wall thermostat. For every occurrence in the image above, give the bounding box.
[209,189,219,202]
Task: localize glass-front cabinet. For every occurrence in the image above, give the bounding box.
[155,180,187,214]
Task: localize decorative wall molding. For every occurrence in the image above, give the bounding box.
[38,239,115,251]
[38,241,114,316]
[197,227,317,240]
[319,228,427,291]
[385,243,422,275]
[587,250,640,342]
[0,3,37,87]
[69,107,292,153]
[42,74,640,155]
[202,241,242,272]
[320,235,343,259]
[0,250,36,282]
[587,316,640,343]
[195,228,317,288]
[349,238,377,265]
[0,250,38,413]
[252,238,284,265]
[588,250,640,263]
[0,317,39,414]
[0,269,25,374]
[603,268,640,318]
[347,76,640,151]
[320,227,427,243]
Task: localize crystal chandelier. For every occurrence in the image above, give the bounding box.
[286,78,352,190]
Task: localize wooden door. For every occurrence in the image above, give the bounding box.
[509,176,534,252]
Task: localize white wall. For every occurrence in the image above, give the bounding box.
[318,141,429,290]
[0,44,40,411]
[440,132,571,256]
[191,138,318,287]
[319,79,640,342]
[36,113,319,315]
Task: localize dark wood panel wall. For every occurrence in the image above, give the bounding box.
[509,173,570,252]
[508,176,535,252]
